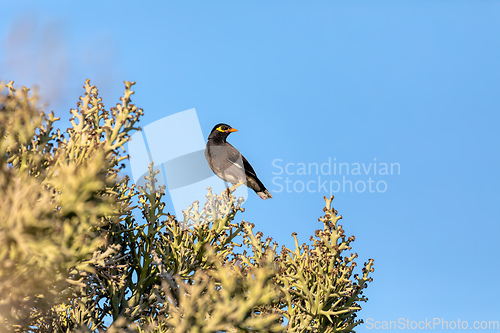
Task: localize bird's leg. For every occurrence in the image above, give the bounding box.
[229,181,244,193]
[224,185,231,198]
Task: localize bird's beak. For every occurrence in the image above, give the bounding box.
[228,128,238,132]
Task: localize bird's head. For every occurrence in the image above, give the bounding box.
[208,123,238,141]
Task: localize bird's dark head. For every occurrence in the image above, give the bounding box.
[208,123,238,141]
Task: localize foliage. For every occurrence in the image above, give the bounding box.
[0,80,374,332]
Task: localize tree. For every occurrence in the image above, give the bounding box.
[0,80,374,332]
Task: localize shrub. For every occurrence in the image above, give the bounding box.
[0,81,373,332]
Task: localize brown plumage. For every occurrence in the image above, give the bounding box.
[205,123,272,199]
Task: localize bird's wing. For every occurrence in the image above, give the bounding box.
[224,143,268,193]
[241,155,258,178]
[225,143,246,170]
[225,143,258,178]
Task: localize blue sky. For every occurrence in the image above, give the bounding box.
[2,1,500,331]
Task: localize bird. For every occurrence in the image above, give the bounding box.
[205,123,272,200]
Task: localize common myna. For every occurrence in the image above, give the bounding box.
[205,123,272,200]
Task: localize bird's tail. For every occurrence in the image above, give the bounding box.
[257,189,272,200]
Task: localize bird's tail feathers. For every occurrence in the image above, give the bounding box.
[257,189,272,200]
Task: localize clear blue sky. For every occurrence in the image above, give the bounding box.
[2,1,499,331]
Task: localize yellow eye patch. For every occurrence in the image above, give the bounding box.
[216,126,226,132]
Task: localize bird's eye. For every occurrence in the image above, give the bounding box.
[216,125,228,133]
